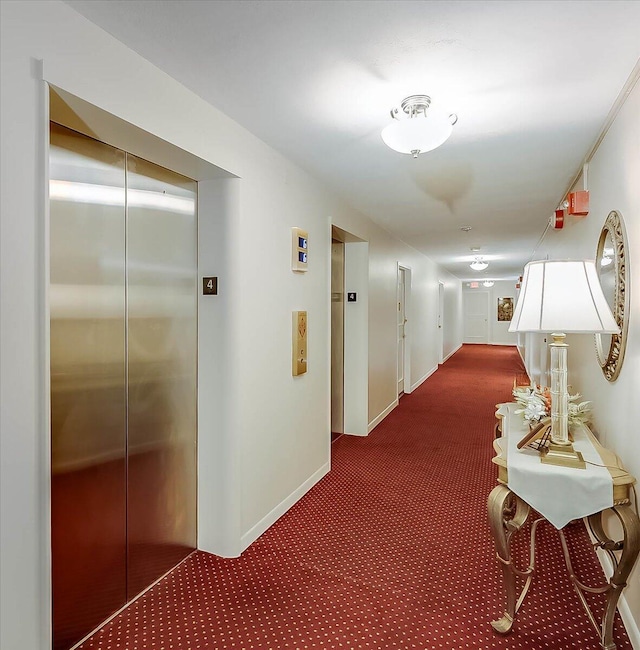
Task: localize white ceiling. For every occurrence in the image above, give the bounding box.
[66,0,640,280]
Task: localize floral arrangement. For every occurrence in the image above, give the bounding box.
[512,381,592,427]
[513,382,549,423]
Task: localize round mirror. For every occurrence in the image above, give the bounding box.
[595,211,628,381]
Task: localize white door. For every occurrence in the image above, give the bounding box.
[463,291,489,343]
[397,269,406,395]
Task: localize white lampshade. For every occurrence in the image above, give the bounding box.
[381,110,454,155]
[509,260,620,333]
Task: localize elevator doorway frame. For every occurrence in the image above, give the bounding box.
[45,86,239,648]
[330,225,368,437]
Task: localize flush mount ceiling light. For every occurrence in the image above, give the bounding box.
[483,280,495,287]
[381,95,457,158]
[470,257,489,271]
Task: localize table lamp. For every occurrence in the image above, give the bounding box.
[509,260,620,469]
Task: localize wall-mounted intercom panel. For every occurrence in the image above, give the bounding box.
[292,310,307,375]
[292,227,308,272]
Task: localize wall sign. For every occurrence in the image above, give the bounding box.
[291,227,308,272]
[202,277,218,295]
[347,292,357,302]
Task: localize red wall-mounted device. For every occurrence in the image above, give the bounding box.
[568,190,589,216]
[552,209,565,229]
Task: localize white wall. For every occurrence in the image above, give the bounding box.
[343,241,369,436]
[0,2,461,648]
[441,275,463,361]
[462,280,518,346]
[518,78,640,639]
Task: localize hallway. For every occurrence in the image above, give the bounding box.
[75,345,632,649]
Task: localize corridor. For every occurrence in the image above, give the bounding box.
[77,345,632,649]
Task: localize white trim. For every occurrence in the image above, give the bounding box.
[442,343,462,364]
[585,520,640,647]
[368,399,398,433]
[240,463,330,553]
[489,342,518,347]
[438,281,445,364]
[343,430,369,437]
[617,595,640,649]
[410,365,438,392]
[516,342,526,367]
[397,264,412,395]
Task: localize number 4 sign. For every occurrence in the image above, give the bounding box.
[202,277,218,295]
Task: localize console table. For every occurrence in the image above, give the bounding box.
[488,403,640,650]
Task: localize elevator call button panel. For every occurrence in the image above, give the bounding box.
[292,310,308,376]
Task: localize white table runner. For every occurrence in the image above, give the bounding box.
[504,403,613,529]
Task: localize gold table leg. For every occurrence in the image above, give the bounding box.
[582,505,640,650]
[487,484,535,634]
[488,489,640,649]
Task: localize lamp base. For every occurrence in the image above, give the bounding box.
[541,443,586,470]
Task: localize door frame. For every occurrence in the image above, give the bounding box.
[330,238,345,436]
[331,225,369,436]
[397,264,412,394]
[438,281,445,364]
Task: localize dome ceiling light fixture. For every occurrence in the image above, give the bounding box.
[483,280,495,288]
[470,257,489,271]
[381,95,458,158]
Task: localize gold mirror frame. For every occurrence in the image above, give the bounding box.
[595,210,629,381]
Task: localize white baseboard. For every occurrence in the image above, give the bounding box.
[343,430,368,437]
[490,342,517,347]
[368,398,398,433]
[619,594,640,649]
[410,365,438,392]
[516,344,526,368]
[240,462,330,552]
[442,343,462,364]
[587,523,640,648]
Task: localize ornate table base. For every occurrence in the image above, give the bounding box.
[488,484,640,650]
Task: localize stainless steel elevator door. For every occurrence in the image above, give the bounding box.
[50,124,197,650]
[126,154,197,598]
[50,123,128,650]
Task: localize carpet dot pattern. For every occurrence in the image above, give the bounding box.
[78,345,633,649]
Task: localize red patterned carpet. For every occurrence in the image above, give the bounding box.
[79,345,632,649]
